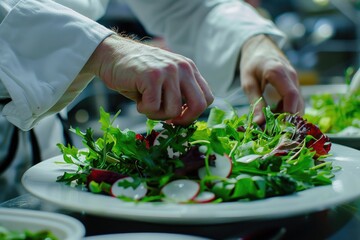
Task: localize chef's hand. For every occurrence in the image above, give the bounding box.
[239,34,304,124]
[85,34,214,125]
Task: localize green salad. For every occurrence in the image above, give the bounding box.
[304,88,360,134]
[304,67,360,134]
[57,99,337,203]
[0,226,58,240]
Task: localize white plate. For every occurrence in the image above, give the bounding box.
[22,144,360,225]
[0,208,85,240]
[300,84,347,98]
[85,232,209,240]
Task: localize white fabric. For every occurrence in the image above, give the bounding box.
[0,0,111,200]
[0,0,113,131]
[53,0,110,20]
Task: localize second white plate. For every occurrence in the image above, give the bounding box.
[0,208,85,240]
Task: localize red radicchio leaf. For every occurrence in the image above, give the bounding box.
[175,146,206,176]
[285,115,331,159]
[135,134,144,141]
[87,168,126,186]
[306,126,332,158]
[136,130,160,149]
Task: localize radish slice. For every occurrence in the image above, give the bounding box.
[193,191,215,203]
[198,145,208,154]
[111,177,147,200]
[162,179,200,203]
[198,153,232,179]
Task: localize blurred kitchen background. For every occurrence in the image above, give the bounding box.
[67,0,360,141]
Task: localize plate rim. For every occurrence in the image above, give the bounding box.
[21,144,360,225]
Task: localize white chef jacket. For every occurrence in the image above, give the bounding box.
[0,0,112,200]
[0,0,285,201]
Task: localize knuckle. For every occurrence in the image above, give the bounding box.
[265,63,284,79]
[191,98,208,112]
[169,107,182,117]
[145,69,164,84]
[241,81,256,93]
[137,98,159,114]
[289,69,298,82]
[177,60,193,73]
[162,60,177,71]
[207,94,215,105]
[286,88,301,98]
[265,61,297,81]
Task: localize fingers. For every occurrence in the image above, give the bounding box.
[240,35,304,122]
[97,36,213,125]
[170,65,214,125]
[136,60,213,125]
[241,57,304,125]
[136,67,182,119]
[193,70,215,106]
[262,61,304,115]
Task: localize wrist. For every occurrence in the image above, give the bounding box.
[82,33,146,78]
[242,34,271,55]
[241,34,286,63]
[81,34,114,76]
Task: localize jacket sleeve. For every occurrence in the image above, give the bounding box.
[0,0,113,131]
[53,0,110,20]
[125,0,286,97]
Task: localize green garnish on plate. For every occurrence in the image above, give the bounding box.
[0,226,58,240]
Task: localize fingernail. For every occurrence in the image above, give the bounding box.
[253,114,264,124]
[253,114,261,123]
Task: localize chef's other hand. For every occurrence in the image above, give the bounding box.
[240,34,304,124]
[85,34,214,125]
